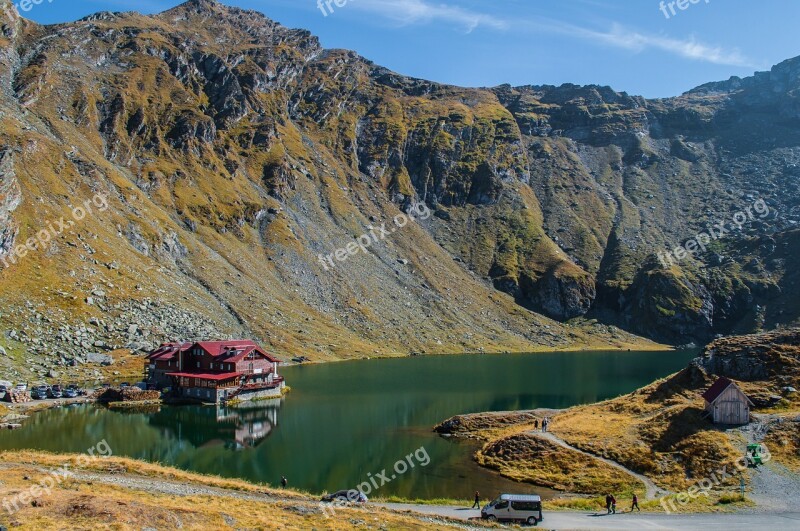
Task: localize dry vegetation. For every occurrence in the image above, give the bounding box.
[476,433,642,494]
[0,452,476,530]
[550,368,741,491]
[436,330,800,511]
[762,417,800,470]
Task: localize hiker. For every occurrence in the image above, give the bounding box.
[542,418,548,433]
[610,494,617,514]
[631,493,640,512]
[605,494,612,514]
[534,419,539,430]
[281,475,288,488]
[471,491,480,509]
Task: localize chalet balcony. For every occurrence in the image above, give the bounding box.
[238,375,285,391]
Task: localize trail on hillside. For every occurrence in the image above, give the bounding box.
[528,430,665,500]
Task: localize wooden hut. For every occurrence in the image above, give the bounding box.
[702,377,753,425]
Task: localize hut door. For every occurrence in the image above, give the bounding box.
[723,401,740,424]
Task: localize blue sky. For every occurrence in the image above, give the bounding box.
[15,0,800,98]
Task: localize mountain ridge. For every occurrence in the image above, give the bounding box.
[0,0,799,380]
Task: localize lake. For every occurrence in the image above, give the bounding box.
[0,350,697,500]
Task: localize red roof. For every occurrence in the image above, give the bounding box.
[702,377,753,405]
[147,342,192,361]
[166,372,243,381]
[193,340,280,363]
[147,340,280,364]
[702,377,733,403]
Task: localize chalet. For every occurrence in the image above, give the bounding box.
[702,377,754,425]
[145,340,284,404]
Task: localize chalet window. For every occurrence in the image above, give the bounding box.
[210,363,214,370]
[196,361,201,368]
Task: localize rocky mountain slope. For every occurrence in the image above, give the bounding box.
[0,0,799,377]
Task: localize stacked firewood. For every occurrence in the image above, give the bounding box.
[120,387,160,401]
[93,387,160,403]
[5,391,32,403]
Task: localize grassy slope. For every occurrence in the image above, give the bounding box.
[0,451,475,530]
[436,329,800,512]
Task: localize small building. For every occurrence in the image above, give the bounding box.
[145,340,284,404]
[702,377,753,425]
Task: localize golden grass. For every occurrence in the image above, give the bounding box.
[762,416,800,471]
[551,371,742,491]
[476,433,644,495]
[0,450,300,496]
[0,452,471,530]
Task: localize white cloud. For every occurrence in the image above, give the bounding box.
[551,22,756,68]
[340,1,753,68]
[351,0,507,32]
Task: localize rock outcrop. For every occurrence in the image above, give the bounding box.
[1,0,800,376]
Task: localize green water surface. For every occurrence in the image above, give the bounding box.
[0,350,697,500]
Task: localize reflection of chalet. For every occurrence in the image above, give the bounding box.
[146,340,284,403]
[148,399,282,450]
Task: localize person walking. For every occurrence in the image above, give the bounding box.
[631,493,640,512]
[610,494,617,514]
[280,475,288,488]
[534,419,539,430]
[471,491,481,509]
[605,494,612,514]
[542,418,549,433]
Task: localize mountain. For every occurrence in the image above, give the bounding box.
[0,0,798,378]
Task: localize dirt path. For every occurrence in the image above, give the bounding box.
[0,462,280,503]
[737,414,800,512]
[0,463,486,530]
[529,430,666,500]
[378,502,800,530]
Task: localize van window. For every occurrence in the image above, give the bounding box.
[511,501,540,511]
[495,501,509,510]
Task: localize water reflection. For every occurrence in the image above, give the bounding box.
[0,351,699,499]
[147,399,283,450]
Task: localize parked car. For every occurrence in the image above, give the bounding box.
[67,384,86,396]
[120,382,130,388]
[321,490,368,503]
[134,382,147,391]
[15,383,27,392]
[62,388,78,399]
[481,494,542,525]
[47,385,63,399]
[31,386,49,400]
[0,384,7,394]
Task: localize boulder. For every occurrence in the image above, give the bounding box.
[85,352,114,366]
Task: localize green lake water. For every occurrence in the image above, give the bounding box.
[0,350,697,500]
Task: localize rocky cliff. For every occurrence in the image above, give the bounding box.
[0,0,799,378]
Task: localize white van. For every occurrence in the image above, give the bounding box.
[481,494,543,525]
